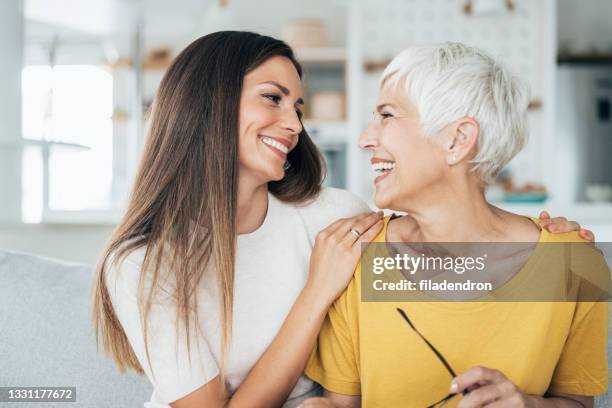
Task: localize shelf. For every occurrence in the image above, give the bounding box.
[303,120,348,139]
[558,53,612,66]
[493,201,612,223]
[294,47,346,64]
[364,59,391,73]
[303,119,347,128]
[106,57,172,71]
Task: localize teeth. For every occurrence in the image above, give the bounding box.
[261,137,289,154]
[371,162,396,172]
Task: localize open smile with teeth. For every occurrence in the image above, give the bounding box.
[260,136,289,154]
[372,162,396,172]
[372,161,395,184]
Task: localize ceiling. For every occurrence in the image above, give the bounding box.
[25,0,226,35]
[23,0,347,65]
[24,0,346,44]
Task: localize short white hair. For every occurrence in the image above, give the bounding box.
[380,42,530,184]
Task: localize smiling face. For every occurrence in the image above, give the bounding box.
[359,81,450,211]
[238,55,304,184]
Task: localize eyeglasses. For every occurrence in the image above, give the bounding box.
[397,308,463,408]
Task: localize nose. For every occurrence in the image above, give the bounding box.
[280,106,303,137]
[359,119,379,150]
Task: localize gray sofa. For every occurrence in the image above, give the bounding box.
[0,250,151,407]
[1,249,611,407]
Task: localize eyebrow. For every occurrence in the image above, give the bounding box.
[260,81,304,106]
[376,103,399,112]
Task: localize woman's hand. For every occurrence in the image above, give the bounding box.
[304,211,384,307]
[452,366,593,408]
[538,211,595,241]
[452,366,536,408]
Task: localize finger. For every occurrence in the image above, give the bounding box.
[333,211,379,236]
[346,211,385,242]
[456,384,503,408]
[484,401,514,408]
[538,210,550,220]
[538,218,550,229]
[545,220,578,233]
[540,217,568,233]
[321,212,373,236]
[352,218,384,251]
[452,367,505,394]
[579,228,595,242]
[330,211,382,244]
[466,384,481,393]
[549,216,568,224]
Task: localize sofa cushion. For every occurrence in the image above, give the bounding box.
[0,250,151,407]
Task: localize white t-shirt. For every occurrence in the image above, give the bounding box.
[105,187,369,407]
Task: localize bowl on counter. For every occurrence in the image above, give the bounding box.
[503,192,548,203]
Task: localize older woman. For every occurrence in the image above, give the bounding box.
[93,32,595,408]
[301,43,609,408]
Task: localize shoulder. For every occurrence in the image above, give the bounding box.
[106,244,147,278]
[539,228,610,300]
[104,244,155,300]
[539,227,589,243]
[521,214,588,243]
[289,187,371,239]
[297,187,370,216]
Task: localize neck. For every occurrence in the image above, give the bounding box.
[398,174,505,242]
[236,172,269,235]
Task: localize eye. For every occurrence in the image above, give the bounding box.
[380,112,394,120]
[263,93,282,104]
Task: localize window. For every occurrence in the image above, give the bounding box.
[21,64,117,222]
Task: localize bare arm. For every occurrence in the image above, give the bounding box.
[170,212,384,408]
[298,390,361,408]
[170,287,336,408]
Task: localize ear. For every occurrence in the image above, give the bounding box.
[445,117,479,165]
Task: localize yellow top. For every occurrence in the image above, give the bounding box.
[305,216,610,407]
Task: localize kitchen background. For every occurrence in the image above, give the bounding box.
[1,0,611,264]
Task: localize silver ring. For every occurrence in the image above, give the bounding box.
[350,228,361,238]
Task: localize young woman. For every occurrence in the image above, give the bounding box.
[92,32,592,408]
[303,43,608,408]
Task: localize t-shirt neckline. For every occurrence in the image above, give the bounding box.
[237,191,278,241]
[373,214,549,310]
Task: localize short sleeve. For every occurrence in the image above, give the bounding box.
[105,251,220,404]
[549,300,610,396]
[304,274,361,395]
[297,187,371,242]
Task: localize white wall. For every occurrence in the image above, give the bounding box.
[0,0,24,223]
[557,0,612,52]
[0,224,115,265]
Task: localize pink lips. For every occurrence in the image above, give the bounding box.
[260,135,291,160]
[371,157,395,185]
[262,135,292,150]
[375,171,391,184]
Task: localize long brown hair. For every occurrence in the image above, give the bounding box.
[92,31,325,386]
